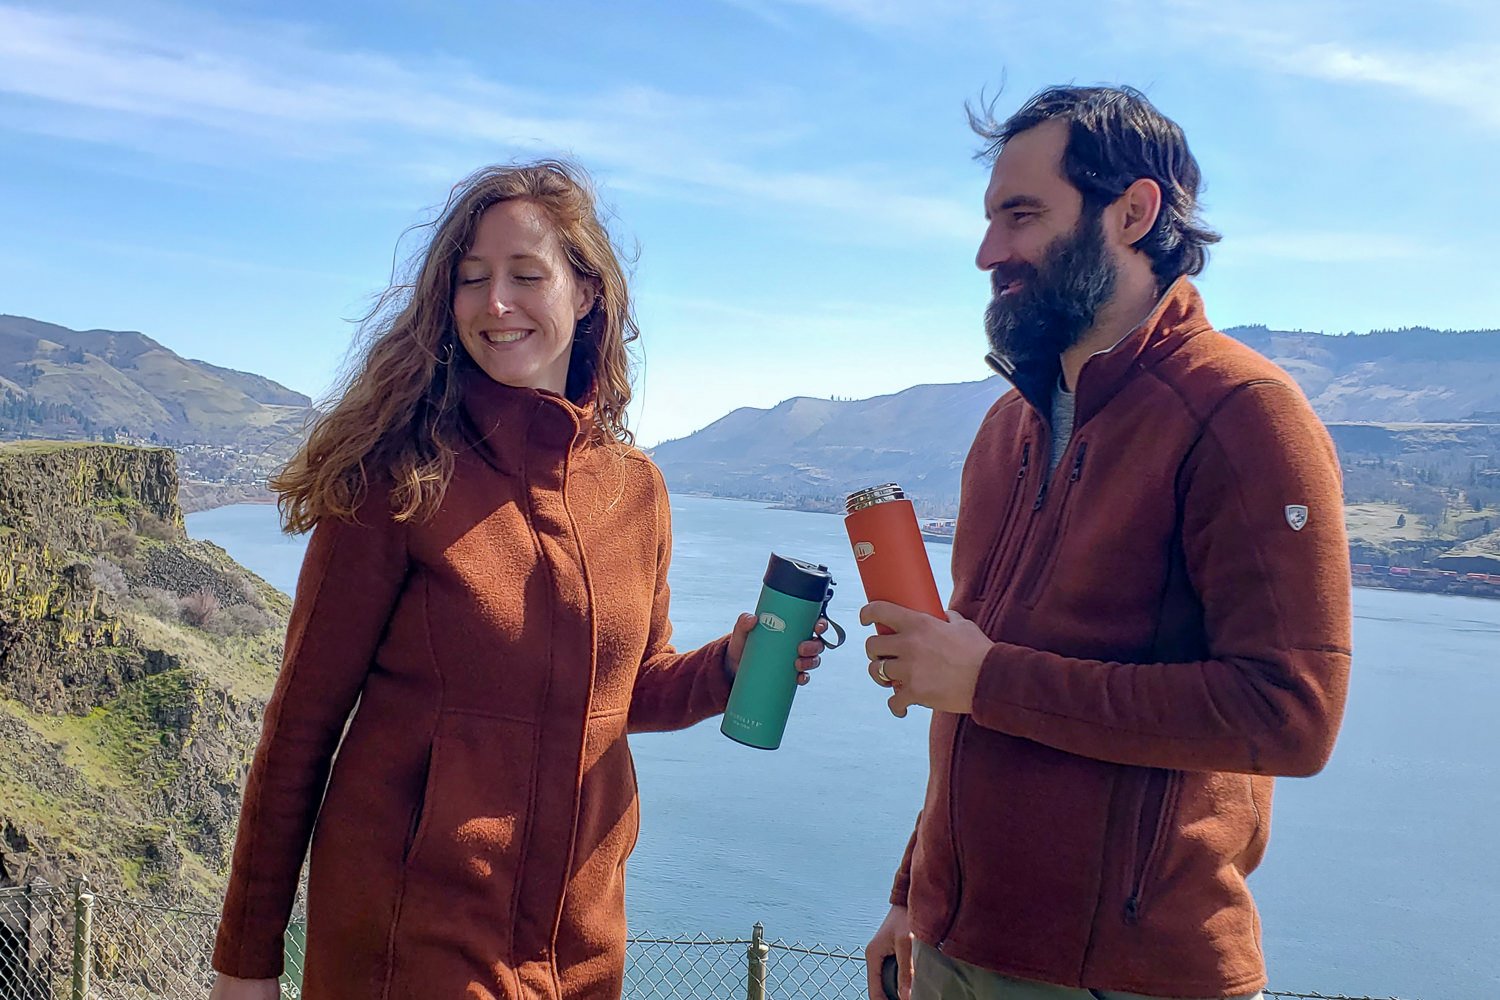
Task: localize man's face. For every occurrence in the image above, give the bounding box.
[977,119,1119,366]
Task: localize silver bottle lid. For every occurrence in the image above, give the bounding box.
[845,483,906,514]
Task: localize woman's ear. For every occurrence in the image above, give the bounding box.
[574,278,599,323]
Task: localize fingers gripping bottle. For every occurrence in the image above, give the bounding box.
[844,484,946,633]
[721,554,845,750]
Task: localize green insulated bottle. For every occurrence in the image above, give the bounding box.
[721,554,843,750]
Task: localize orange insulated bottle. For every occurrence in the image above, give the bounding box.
[844,483,946,633]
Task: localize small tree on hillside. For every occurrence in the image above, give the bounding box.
[136,512,177,542]
[178,588,221,627]
[132,586,179,619]
[89,557,128,598]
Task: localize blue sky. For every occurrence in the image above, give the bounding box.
[2,0,1496,445]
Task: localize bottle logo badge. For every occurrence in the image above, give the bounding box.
[759,612,787,632]
[854,541,876,561]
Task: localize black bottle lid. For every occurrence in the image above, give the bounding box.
[762,553,834,603]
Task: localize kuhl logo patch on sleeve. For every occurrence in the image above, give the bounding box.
[1285,505,1309,531]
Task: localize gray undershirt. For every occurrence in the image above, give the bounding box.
[1049,378,1077,476]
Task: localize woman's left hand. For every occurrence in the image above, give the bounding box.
[725,615,830,685]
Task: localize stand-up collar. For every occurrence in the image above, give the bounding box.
[985,277,1213,423]
[458,368,598,477]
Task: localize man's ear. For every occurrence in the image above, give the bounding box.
[1115,177,1163,250]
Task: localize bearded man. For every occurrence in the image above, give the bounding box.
[860,86,1353,1000]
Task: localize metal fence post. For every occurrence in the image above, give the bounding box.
[746,921,769,1000]
[71,877,94,1000]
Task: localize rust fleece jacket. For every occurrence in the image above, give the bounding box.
[895,279,1352,997]
[212,373,733,998]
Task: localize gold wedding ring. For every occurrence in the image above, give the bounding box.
[876,661,892,685]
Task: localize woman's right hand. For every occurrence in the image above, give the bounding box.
[208,973,281,1000]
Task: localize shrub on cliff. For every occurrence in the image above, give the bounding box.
[131,586,179,620]
[136,512,177,542]
[101,525,138,559]
[177,588,220,627]
[90,557,127,598]
[205,602,276,637]
[100,526,145,577]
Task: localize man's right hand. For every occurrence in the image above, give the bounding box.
[864,904,914,1000]
[208,973,281,1000]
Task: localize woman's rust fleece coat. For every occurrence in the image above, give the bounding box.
[212,376,734,999]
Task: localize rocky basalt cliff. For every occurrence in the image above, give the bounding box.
[0,442,288,906]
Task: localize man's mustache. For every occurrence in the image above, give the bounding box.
[990,265,1037,296]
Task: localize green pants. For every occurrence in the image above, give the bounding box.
[911,940,1263,1000]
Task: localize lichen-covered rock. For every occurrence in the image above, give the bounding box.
[0,441,288,906]
[0,443,180,549]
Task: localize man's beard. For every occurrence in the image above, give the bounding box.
[984,207,1119,368]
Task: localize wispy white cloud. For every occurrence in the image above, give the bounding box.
[740,0,949,27]
[64,236,365,283]
[712,0,797,29]
[1270,41,1500,129]
[0,2,974,244]
[1158,0,1500,130]
[714,0,1006,31]
[1218,229,1443,265]
[720,0,1500,130]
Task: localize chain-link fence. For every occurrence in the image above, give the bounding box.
[624,931,876,1000]
[0,881,68,1000]
[0,880,1408,1000]
[625,934,755,999]
[0,881,298,1000]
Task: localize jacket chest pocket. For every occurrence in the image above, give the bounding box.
[1017,442,1088,609]
[966,441,1035,607]
[1011,444,1181,627]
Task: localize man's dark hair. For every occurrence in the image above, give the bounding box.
[968,85,1221,284]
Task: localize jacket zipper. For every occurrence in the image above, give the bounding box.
[977,431,1055,634]
[975,442,1031,600]
[936,716,968,949]
[1016,441,1088,607]
[1124,770,1179,925]
[953,428,1042,944]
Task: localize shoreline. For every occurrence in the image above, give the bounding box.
[176,483,278,515]
[691,493,1500,603]
[185,490,1500,601]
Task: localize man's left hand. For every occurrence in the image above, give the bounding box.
[862,602,991,717]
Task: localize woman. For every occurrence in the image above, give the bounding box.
[208,161,825,1000]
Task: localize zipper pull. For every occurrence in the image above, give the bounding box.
[1032,482,1047,511]
[1018,441,1031,478]
[1069,441,1089,483]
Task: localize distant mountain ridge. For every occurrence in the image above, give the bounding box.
[0,314,311,451]
[652,379,993,514]
[6,313,1499,518]
[651,325,1500,516]
[1226,325,1500,423]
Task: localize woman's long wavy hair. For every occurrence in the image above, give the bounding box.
[272,160,639,533]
